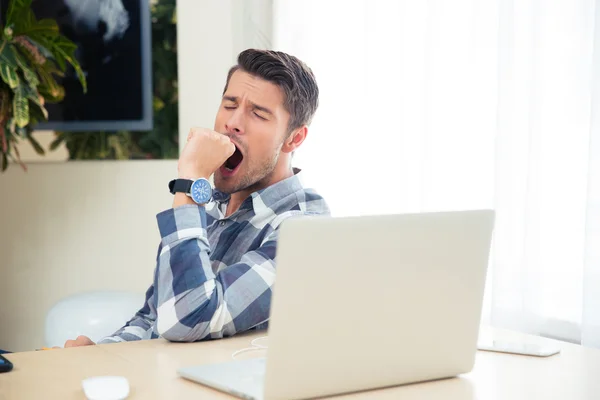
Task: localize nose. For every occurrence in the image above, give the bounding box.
[225,108,244,136]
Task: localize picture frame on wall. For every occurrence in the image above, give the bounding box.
[1,0,153,132]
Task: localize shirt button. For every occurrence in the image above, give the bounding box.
[220,221,226,226]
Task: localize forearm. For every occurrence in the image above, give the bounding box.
[154,204,217,341]
[98,317,153,344]
[154,205,278,342]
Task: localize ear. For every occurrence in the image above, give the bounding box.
[281,126,308,154]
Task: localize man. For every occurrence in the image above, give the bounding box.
[64,49,329,347]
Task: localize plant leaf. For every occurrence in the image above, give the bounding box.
[37,59,64,78]
[27,133,44,155]
[26,90,48,120]
[0,89,11,121]
[3,26,13,41]
[12,142,27,171]
[19,37,53,61]
[13,86,29,128]
[5,0,33,29]
[50,37,87,92]
[0,64,19,89]
[49,133,65,151]
[153,96,165,111]
[108,135,127,160]
[7,118,16,135]
[13,46,39,87]
[37,66,64,103]
[75,133,91,159]
[0,124,6,152]
[28,101,48,123]
[18,18,59,37]
[15,125,27,136]
[38,86,64,103]
[54,35,77,52]
[26,33,65,68]
[11,8,34,36]
[0,41,19,69]
[23,26,87,93]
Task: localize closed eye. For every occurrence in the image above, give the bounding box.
[224,106,236,110]
[253,112,267,120]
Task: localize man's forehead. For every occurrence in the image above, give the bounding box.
[225,70,284,106]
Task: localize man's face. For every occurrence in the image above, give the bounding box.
[213,70,290,194]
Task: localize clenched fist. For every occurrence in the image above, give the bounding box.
[64,335,95,348]
[178,128,236,180]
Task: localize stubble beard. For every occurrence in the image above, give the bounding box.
[215,148,281,195]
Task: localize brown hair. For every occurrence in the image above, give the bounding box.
[224,49,319,133]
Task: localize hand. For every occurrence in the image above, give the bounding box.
[64,335,95,348]
[178,127,236,179]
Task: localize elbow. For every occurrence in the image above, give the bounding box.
[156,321,181,341]
[156,306,215,342]
[158,323,212,343]
[160,330,203,343]
[156,284,224,342]
[156,314,212,342]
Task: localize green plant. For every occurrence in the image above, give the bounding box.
[0,0,86,171]
[52,0,178,160]
[57,130,143,160]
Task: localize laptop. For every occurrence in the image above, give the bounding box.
[178,210,495,400]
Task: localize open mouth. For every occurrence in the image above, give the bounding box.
[221,145,244,175]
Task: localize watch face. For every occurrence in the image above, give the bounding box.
[190,179,212,204]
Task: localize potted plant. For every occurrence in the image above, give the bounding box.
[0,0,86,171]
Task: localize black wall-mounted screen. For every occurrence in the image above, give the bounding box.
[2,0,153,131]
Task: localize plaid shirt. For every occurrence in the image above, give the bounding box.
[99,170,329,343]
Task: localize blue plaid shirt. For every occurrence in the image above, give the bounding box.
[99,170,329,343]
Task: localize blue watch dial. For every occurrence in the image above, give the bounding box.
[190,178,212,204]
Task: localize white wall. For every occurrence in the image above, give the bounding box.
[0,0,269,352]
[0,161,176,351]
[15,131,69,163]
[177,0,235,146]
[177,0,268,147]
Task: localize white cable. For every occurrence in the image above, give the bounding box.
[231,347,264,360]
[250,336,269,349]
[231,336,269,360]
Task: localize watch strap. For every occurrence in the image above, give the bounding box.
[168,179,193,195]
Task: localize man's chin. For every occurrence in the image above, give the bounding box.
[214,173,239,194]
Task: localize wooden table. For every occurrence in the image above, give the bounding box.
[1,328,600,399]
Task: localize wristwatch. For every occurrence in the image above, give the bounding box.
[168,178,213,204]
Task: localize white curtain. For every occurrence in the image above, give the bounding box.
[272,0,600,346]
[583,0,600,348]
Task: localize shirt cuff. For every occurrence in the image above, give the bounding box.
[97,336,123,344]
[156,204,208,246]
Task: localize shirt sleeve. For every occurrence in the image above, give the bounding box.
[153,204,278,342]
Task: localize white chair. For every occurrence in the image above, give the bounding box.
[45,291,145,347]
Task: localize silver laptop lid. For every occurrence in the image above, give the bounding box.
[263,210,494,400]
